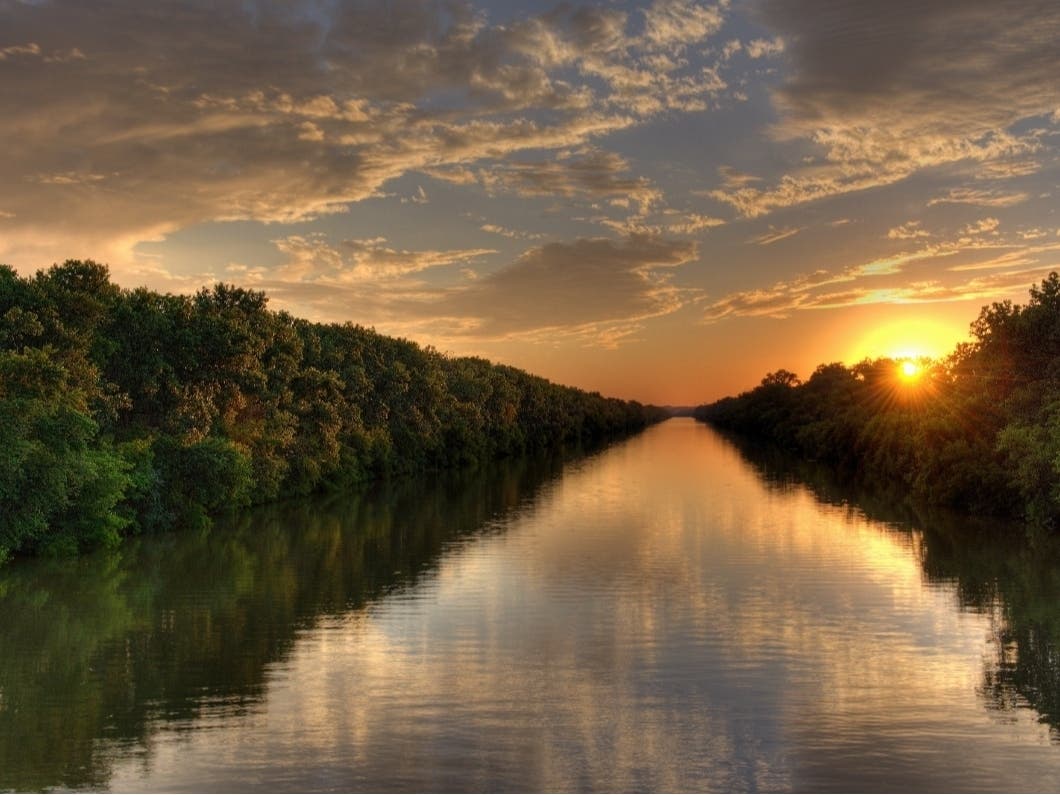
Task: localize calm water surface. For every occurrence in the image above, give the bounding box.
[3,419,1060,791]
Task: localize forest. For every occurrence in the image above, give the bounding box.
[0,260,665,564]
[695,273,1060,527]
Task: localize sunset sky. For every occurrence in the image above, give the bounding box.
[2,0,1059,403]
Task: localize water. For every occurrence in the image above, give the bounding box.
[3,418,1060,791]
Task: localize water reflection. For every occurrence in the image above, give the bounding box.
[3,421,1060,792]
[726,432,1060,741]
[0,454,566,792]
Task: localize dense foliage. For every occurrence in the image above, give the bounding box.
[696,273,1060,525]
[0,260,664,563]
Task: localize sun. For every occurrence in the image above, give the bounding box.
[897,359,921,382]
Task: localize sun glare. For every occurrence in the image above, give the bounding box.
[898,360,921,381]
[847,318,965,365]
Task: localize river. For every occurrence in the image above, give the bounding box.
[2,418,1060,791]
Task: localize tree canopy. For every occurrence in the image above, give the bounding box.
[0,260,665,564]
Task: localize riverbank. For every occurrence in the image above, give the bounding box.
[694,273,1060,527]
[0,259,664,564]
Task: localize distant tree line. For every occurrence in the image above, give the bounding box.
[695,273,1060,526]
[0,260,665,563]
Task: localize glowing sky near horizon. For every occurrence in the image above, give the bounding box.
[2,0,1059,403]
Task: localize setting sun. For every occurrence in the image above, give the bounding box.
[898,360,922,382]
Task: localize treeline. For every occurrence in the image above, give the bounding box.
[0,260,664,563]
[695,272,1060,526]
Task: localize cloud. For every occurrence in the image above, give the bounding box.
[887,221,929,240]
[479,224,544,240]
[589,210,726,237]
[569,1,732,117]
[750,225,802,245]
[703,264,1060,321]
[466,148,662,212]
[721,40,742,60]
[715,166,761,189]
[947,242,1060,272]
[761,0,1060,139]
[272,235,495,283]
[30,171,107,186]
[709,1,1060,217]
[745,37,784,59]
[928,188,1030,208]
[0,0,734,273]
[420,166,480,186]
[974,159,1042,179]
[710,130,1034,218]
[260,234,699,345]
[1019,228,1049,241]
[642,0,725,49]
[1,41,86,63]
[0,42,41,60]
[663,212,727,235]
[428,234,700,340]
[405,186,429,205]
[703,225,1060,321]
[959,217,1000,238]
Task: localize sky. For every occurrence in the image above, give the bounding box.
[1,0,1059,404]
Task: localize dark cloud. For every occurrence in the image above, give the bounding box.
[708,0,1060,217]
[258,233,699,342]
[759,0,1060,135]
[437,234,697,336]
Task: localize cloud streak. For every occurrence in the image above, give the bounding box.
[437,148,663,212]
[750,226,802,246]
[703,225,1060,321]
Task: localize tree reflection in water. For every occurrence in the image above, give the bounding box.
[727,433,1060,741]
[5,431,1060,792]
[0,452,566,791]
